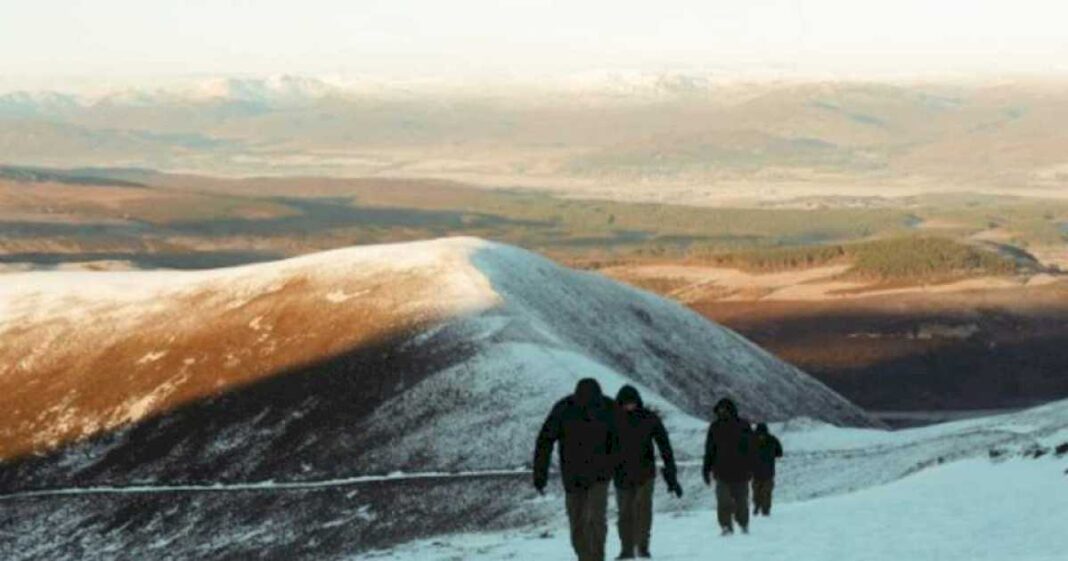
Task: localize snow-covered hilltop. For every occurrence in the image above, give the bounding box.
[0,239,1065,560]
[0,237,872,492]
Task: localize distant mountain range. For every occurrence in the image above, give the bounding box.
[0,71,787,111]
[1,76,333,112]
[2,74,1067,203]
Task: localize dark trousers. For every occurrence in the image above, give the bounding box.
[715,480,750,531]
[615,479,654,556]
[566,481,609,561]
[752,478,775,515]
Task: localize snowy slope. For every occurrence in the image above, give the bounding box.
[356,241,874,473]
[372,456,1068,561]
[362,398,1068,561]
[0,237,872,493]
[2,397,1064,561]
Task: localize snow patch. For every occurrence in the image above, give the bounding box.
[116,375,189,425]
[325,289,369,303]
[137,351,168,365]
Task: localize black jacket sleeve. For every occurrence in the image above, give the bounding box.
[773,436,783,458]
[533,402,563,488]
[651,416,679,486]
[702,424,716,480]
[606,400,623,472]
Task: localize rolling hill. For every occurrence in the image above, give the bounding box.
[4,237,1068,559]
[0,237,872,495]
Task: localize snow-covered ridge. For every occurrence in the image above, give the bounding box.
[0,237,498,329]
[0,237,500,466]
[0,235,1062,560]
[0,237,872,493]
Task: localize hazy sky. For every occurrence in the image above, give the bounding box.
[2,0,1067,87]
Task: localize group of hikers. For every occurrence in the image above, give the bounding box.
[533,379,784,561]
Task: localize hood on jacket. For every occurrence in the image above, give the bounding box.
[573,378,604,408]
[615,384,643,408]
[755,422,769,434]
[714,397,739,420]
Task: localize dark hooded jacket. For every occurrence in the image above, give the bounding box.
[533,379,620,493]
[751,423,784,480]
[702,398,754,483]
[612,385,679,490]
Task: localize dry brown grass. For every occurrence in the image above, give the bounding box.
[0,179,295,225]
[0,266,447,461]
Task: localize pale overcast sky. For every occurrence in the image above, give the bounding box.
[2,0,1067,87]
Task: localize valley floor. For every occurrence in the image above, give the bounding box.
[365,457,1068,561]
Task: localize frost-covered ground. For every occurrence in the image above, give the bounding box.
[2,399,1066,560]
[368,457,1068,561]
[366,401,1068,561]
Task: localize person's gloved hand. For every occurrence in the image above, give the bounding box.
[533,474,547,495]
[701,471,711,487]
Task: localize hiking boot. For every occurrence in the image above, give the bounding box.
[720,526,734,537]
[740,525,749,535]
[637,548,651,558]
[616,551,635,560]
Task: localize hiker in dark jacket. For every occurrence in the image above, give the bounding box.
[612,385,683,559]
[751,423,783,516]
[534,378,620,561]
[702,398,753,535]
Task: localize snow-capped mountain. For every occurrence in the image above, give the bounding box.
[0,90,83,117]
[0,70,740,112]
[102,75,347,107]
[182,75,342,104]
[0,237,873,493]
[0,75,346,114]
